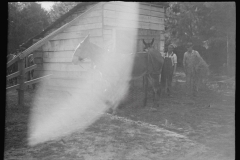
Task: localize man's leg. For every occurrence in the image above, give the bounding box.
[161,70,167,96]
[185,73,191,95]
[193,74,199,95]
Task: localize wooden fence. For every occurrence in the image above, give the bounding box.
[6,52,52,107]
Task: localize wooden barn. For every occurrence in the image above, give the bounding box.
[17,2,168,92]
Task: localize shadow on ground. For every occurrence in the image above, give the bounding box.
[5,73,235,160]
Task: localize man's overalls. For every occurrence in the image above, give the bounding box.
[161,53,174,95]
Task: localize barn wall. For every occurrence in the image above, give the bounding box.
[102,2,165,53]
[33,3,104,89]
[33,2,166,91]
[103,2,164,30]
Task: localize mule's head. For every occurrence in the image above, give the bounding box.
[72,35,91,64]
[143,38,155,52]
[143,38,163,63]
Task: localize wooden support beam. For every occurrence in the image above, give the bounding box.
[6,84,20,92]
[24,64,37,73]
[136,51,147,54]
[17,58,25,107]
[7,56,20,68]
[25,74,52,86]
[7,71,20,80]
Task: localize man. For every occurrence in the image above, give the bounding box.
[183,42,207,95]
[161,44,177,96]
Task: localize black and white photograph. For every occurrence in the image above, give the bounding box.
[6,2,235,160]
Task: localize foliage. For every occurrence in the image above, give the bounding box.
[165,2,235,47]
[48,2,78,23]
[165,2,211,46]
[8,2,79,55]
[8,2,50,54]
[165,2,235,73]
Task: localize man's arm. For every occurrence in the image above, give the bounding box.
[173,54,177,75]
[183,52,186,72]
[197,51,205,63]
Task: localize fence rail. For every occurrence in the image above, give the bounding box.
[6,52,51,107]
[7,55,20,68]
[7,71,20,81]
[24,74,52,86]
[24,64,37,73]
[6,84,20,92]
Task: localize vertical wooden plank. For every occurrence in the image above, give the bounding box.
[112,28,116,53]
[17,58,25,107]
[160,40,165,52]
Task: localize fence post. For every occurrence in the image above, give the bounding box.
[17,58,25,107]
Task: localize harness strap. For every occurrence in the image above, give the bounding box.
[132,71,147,80]
[148,52,156,73]
[148,52,163,76]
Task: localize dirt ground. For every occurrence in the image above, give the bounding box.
[4,73,235,160]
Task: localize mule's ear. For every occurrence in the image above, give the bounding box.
[81,34,89,43]
[85,34,90,41]
[151,38,154,45]
[142,39,147,46]
[83,34,90,43]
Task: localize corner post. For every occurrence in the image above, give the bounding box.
[17,58,25,107]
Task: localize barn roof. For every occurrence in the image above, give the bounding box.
[16,2,168,59]
[18,2,97,51]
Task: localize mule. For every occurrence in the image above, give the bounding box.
[142,38,164,101]
[195,58,210,92]
[72,35,164,111]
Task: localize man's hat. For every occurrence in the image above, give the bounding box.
[168,44,175,48]
[186,42,193,48]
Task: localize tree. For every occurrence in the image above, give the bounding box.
[8,2,50,54]
[165,2,235,74]
[48,2,78,23]
[204,2,235,74]
[8,2,79,55]
[165,2,214,46]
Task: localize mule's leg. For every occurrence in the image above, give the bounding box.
[153,87,159,102]
[128,80,134,101]
[142,76,145,89]
[111,103,118,115]
[143,75,148,107]
[152,74,161,104]
[193,76,198,96]
[152,86,158,102]
[150,78,155,102]
[167,83,172,96]
[157,74,161,97]
[148,75,157,103]
[158,85,162,98]
[152,89,155,102]
[160,81,166,98]
[196,77,201,92]
[190,76,193,95]
[160,74,166,97]
[191,75,197,96]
